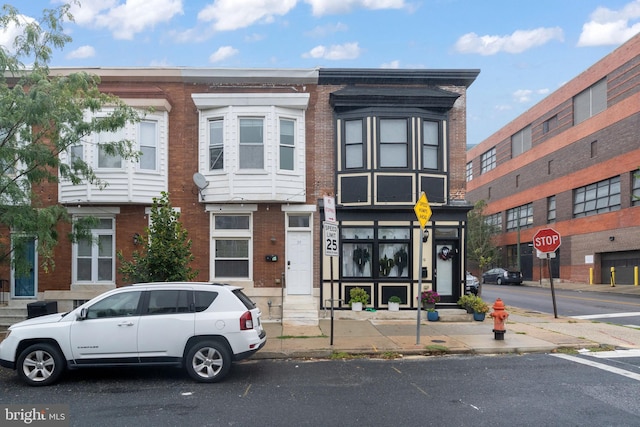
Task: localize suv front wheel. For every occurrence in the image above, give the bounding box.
[185,340,231,383]
[17,343,65,387]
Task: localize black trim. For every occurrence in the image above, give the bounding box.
[319,68,480,87]
[0,359,15,369]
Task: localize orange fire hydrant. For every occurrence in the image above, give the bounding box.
[489,298,509,340]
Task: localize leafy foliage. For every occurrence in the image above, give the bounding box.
[0,3,140,274]
[118,192,198,283]
[466,200,500,273]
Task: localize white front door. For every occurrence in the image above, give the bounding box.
[286,230,312,295]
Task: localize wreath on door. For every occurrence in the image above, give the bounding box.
[439,246,452,261]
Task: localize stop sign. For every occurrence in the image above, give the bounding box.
[533,228,561,253]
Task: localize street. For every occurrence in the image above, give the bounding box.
[481,284,640,327]
[2,352,640,426]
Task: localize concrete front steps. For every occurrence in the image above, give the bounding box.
[323,307,474,322]
[0,305,28,330]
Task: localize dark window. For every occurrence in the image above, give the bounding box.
[194,291,218,312]
[547,196,556,223]
[542,115,557,134]
[573,176,621,217]
[574,79,607,125]
[506,204,533,231]
[481,148,496,173]
[146,290,190,314]
[511,126,531,158]
[344,119,364,169]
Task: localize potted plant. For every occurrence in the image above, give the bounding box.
[379,255,395,277]
[457,294,477,314]
[426,307,439,321]
[472,297,490,321]
[388,295,401,311]
[419,289,440,310]
[349,287,369,311]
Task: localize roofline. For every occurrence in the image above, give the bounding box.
[319,68,480,87]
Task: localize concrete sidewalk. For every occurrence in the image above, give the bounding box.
[256,282,640,359]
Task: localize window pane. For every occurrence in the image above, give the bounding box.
[289,215,309,228]
[216,240,248,257]
[140,146,156,170]
[215,215,249,230]
[240,119,263,143]
[77,259,91,281]
[98,235,112,257]
[209,120,224,170]
[423,146,438,169]
[423,121,438,146]
[215,260,249,277]
[239,145,264,169]
[380,119,406,142]
[98,258,112,281]
[280,119,294,145]
[343,243,372,277]
[77,238,91,256]
[280,145,294,171]
[97,128,123,168]
[380,144,407,167]
[345,144,363,168]
[140,121,156,170]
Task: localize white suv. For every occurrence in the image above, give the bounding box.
[0,282,266,386]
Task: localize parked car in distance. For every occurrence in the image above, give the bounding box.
[482,268,523,285]
[465,272,479,295]
[0,282,266,386]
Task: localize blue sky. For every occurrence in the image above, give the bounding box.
[3,0,640,144]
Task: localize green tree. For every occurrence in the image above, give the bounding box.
[118,192,198,283]
[467,200,500,274]
[0,3,140,275]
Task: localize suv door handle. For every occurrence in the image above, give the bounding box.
[118,321,134,327]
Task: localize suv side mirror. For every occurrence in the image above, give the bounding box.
[77,307,88,320]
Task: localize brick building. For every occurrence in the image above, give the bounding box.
[466,33,640,285]
[1,67,478,325]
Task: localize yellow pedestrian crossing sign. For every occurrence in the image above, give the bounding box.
[414,192,432,229]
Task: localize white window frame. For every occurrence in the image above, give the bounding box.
[208,206,256,280]
[279,118,296,172]
[209,118,224,171]
[138,119,158,171]
[72,216,116,284]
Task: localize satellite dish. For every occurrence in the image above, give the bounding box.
[193,172,209,190]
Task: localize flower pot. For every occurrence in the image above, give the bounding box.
[388,301,400,312]
[351,302,363,311]
[473,312,486,321]
[422,303,435,311]
[427,311,439,321]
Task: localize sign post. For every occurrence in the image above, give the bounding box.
[533,228,562,318]
[413,192,432,345]
[323,196,339,345]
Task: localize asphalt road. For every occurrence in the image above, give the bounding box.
[481,284,640,327]
[2,353,640,426]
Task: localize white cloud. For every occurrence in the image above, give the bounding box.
[66,45,96,59]
[0,14,35,53]
[578,0,640,46]
[82,0,184,40]
[209,46,239,63]
[198,0,297,31]
[454,27,564,55]
[380,60,400,68]
[513,88,550,103]
[305,0,405,16]
[58,0,119,25]
[302,42,361,60]
[305,22,348,38]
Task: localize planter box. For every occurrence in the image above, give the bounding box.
[351,302,363,311]
[388,302,400,311]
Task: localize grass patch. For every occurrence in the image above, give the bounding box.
[554,347,579,354]
[588,344,616,352]
[379,351,402,359]
[330,352,366,360]
[277,334,327,339]
[515,331,526,335]
[424,344,449,353]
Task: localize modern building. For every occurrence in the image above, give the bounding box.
[0,67,479,325]
[466,33,640,285]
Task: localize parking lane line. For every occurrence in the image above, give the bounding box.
[551,353,640,382]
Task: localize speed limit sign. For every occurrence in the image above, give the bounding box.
[324,221,339,257]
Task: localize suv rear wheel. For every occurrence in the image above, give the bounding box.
[185,340,231,383]
[17,343,65,387]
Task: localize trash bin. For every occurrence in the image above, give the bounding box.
[27,301,58,319]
